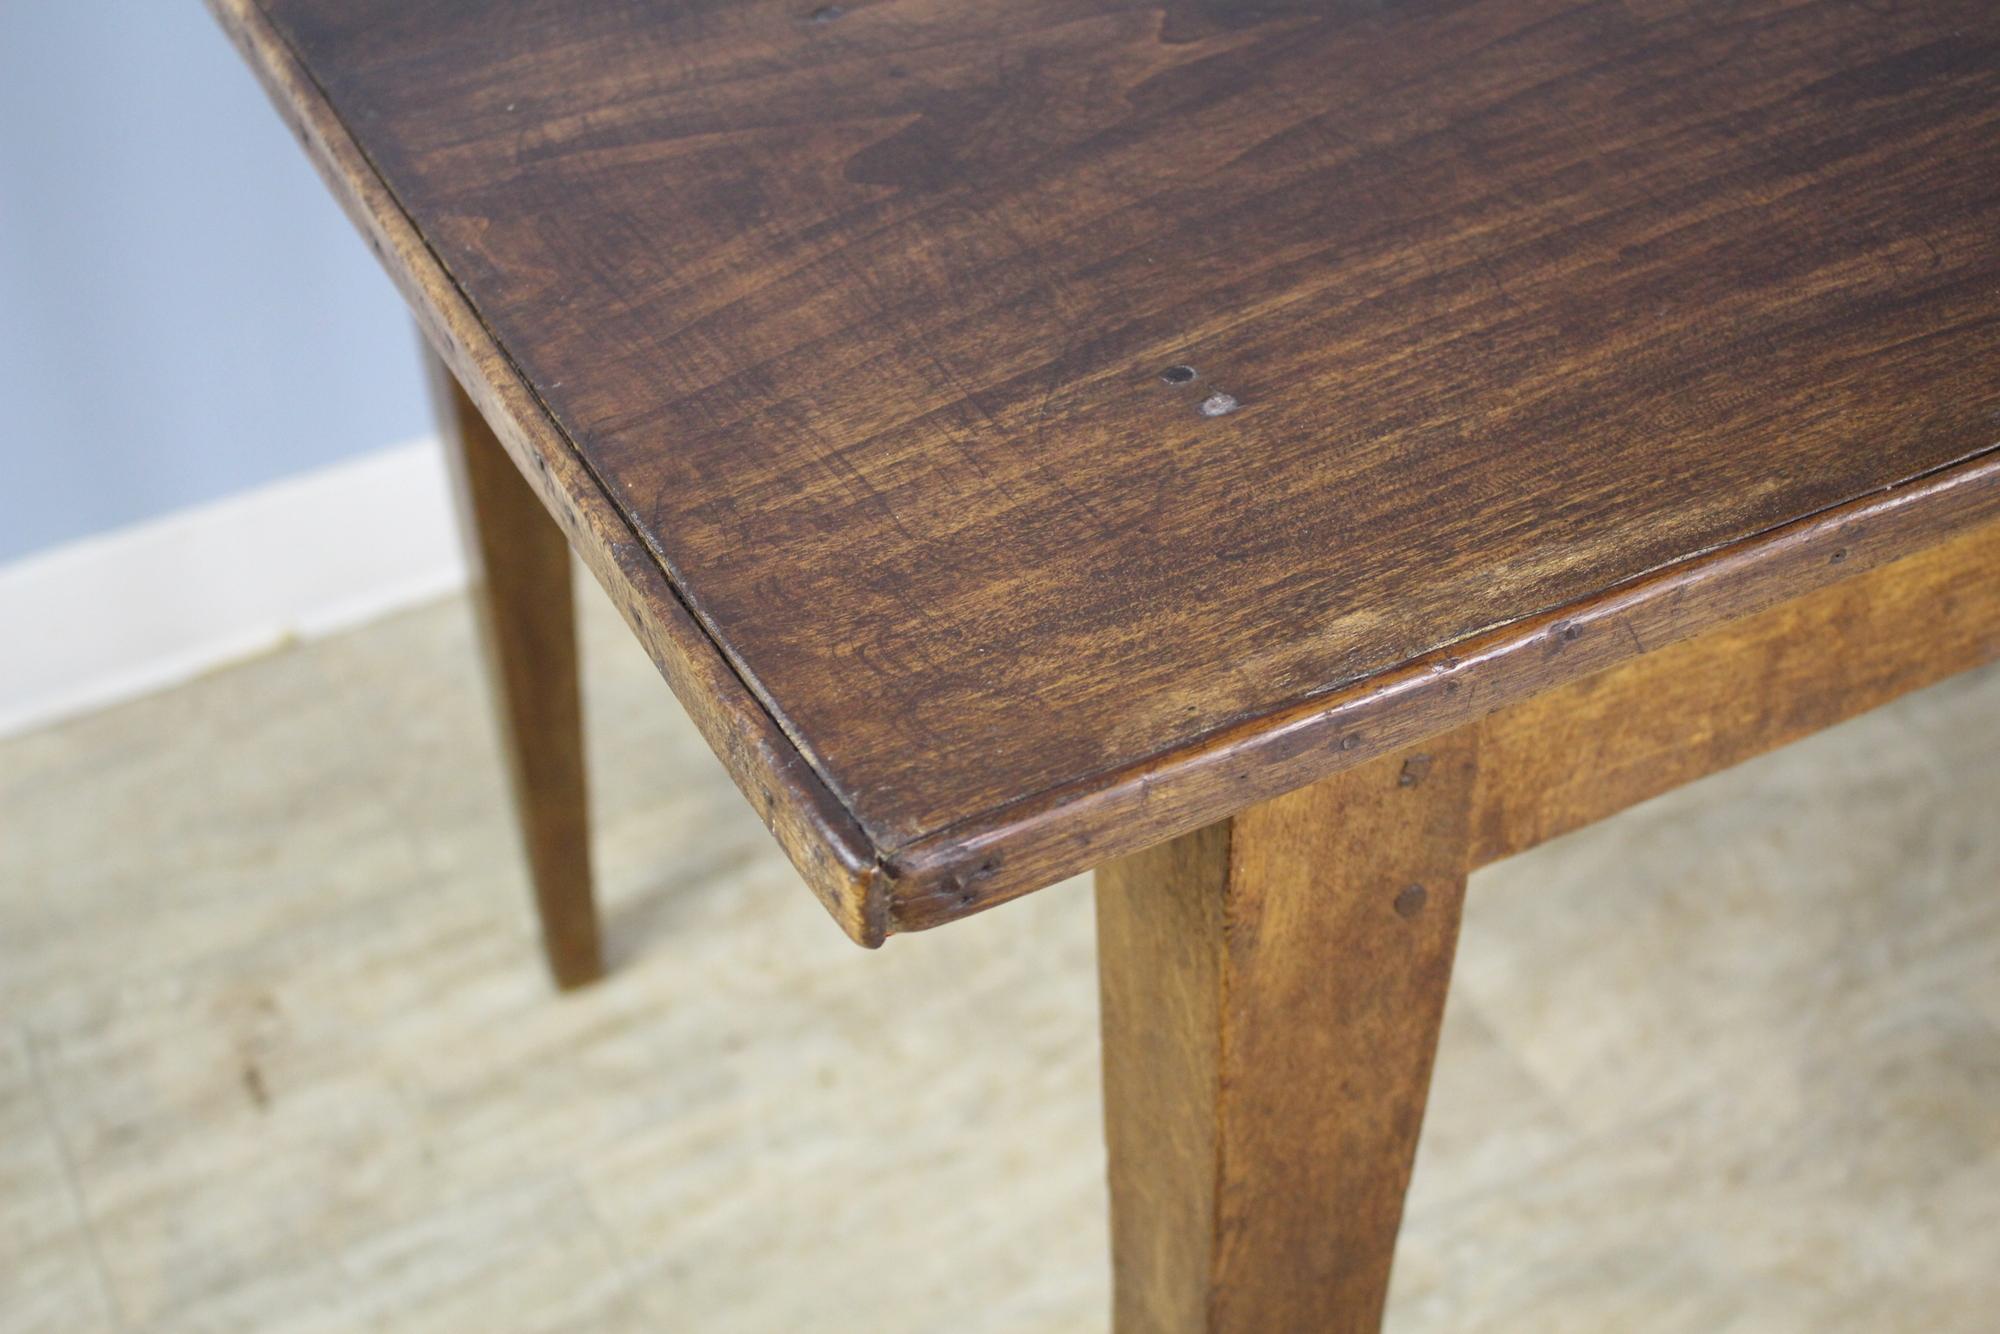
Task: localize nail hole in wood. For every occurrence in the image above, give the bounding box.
[1160,364,1198,385]
[1394,884,1428,918]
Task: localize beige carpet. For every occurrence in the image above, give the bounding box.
[4,570,1998,1333]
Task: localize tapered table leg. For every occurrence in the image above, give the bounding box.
[425,351,602,989]
[1096,734,1476,1332]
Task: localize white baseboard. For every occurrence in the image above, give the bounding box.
[0,438,467,739]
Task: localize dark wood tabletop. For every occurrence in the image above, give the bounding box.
[218,0,2000,943]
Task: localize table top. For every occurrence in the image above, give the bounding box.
[219,0,2000,943]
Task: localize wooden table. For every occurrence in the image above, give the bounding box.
[215,0,2000,1326]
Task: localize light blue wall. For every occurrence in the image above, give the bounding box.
[0,1,431,564]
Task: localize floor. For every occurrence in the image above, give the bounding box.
[4,572,1998,1334]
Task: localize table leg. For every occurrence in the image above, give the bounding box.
[425,351,603,989]
[1096,733,1476,1332]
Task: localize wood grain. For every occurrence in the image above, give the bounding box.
[891,464,2000,929]
[208,0,889,945]
[221,0,2000,937]
[429,352,603,989]
[1471,513,2000,867]
[1097,739,1476,1332]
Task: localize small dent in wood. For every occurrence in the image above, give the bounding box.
[946,858,999,908]
[1398,754,1433,787]
[806,4,846,21]
[1830,547,1849,564]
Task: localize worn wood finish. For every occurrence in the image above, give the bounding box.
[1098,739,1477,1332]
[252,0,2000,844]
[220,0,2000,936]
[891,461,2000,927]
[1472,514,2000,867]
[428,353,603,989]
[208,0,888,945]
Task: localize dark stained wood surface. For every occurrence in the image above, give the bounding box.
[887,458,2000,930]
[221,0,2000,936]
[213,0,889,945]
